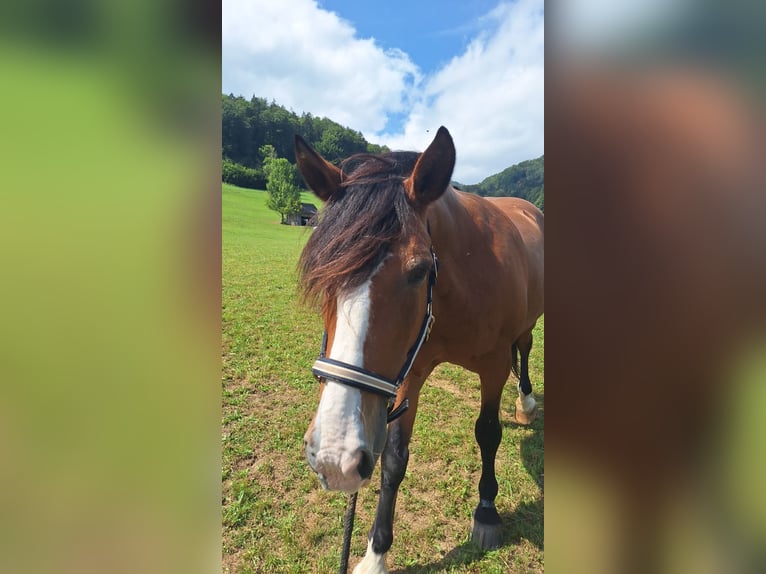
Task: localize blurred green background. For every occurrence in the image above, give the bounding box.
[0,2,220,573]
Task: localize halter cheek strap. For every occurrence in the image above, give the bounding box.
[311,246,439,412]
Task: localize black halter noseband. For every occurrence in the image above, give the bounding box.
[311,244,438,422]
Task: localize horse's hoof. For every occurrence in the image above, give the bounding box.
[471,504,503,550]
[471,518,503,550]
[514,396,537,425]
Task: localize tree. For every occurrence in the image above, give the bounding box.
[222,158,266,189]
[458,156,544,211]
[221,93,381,172]
[259,144,276,164]
[264,157,301,224]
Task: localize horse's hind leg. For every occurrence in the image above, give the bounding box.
[514,328,537,425]
[471,352,511,550]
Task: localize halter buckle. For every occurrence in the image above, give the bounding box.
[425,313,436,341]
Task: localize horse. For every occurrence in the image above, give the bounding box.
[295,126,544,573]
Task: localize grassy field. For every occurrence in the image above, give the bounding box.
[222,183,544,573]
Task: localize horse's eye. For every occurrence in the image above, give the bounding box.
[406,263,430,286]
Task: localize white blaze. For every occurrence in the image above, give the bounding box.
[312,278,372,484]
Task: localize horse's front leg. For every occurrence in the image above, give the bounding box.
[353,391,421,574]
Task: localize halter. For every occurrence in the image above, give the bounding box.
[311,242,438,421]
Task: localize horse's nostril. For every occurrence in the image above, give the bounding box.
[357,449,374,480]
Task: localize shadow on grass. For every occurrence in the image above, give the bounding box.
[505,391,544,489]
[388,498,543,573]
[391,397,544,573]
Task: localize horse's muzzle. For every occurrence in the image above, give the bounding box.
[304,442,375,493]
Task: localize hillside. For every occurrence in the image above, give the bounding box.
[456,156,544,210]
[222,94,387,189]
[222,94,543,209]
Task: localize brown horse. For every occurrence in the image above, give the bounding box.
[295,127,544,572]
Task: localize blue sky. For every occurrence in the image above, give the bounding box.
[318,0,509,135]
[318,1,501,75]
[222,0,543,183]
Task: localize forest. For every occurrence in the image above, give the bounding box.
[456,156,544,210]
[222,93,543,210]
[222,94,387,189]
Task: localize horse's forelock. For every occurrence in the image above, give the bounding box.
[298,153,420,310]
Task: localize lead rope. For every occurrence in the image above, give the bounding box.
[339,492,358,574]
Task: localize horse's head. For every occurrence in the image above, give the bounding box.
[295,127,455,493]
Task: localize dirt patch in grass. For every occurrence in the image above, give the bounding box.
[426,375,482,411]
[224,378,310,476]
[222,547,246,574]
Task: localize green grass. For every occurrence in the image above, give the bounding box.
[222,183,544,573]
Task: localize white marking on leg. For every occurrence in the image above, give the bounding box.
[517,385,537,414]
[352,539,388,574]
[519,393,537,414]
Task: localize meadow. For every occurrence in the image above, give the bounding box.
[222,183,544,573]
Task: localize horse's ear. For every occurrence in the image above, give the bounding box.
[405,126,456,209]
[294,135,342,201]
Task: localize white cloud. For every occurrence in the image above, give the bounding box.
[375,1,544,183]
[222,0,543,183]
[222,0,421,134]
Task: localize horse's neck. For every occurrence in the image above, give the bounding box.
[427,186,477,251]
[426,186,480,280]
[427,186,515,289]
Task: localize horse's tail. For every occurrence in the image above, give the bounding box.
[510,342,520,379]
